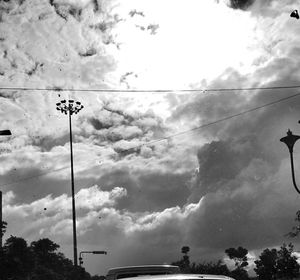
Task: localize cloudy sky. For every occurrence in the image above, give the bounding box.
[1,0,300,276]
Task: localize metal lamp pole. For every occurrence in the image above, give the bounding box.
[0,129,12,248]
[56,100,83,266]
[280,128,300,194]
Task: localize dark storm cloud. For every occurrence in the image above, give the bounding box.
[90,118,114,130]
[167,45,300,250]
[186,192,294,251]
[194,138,260,198]
[228,0,255,10]
[0,167,84,204]
[94,168,191,212]
[29,133,70,152]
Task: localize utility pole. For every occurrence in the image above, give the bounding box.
[0,190,2,248]
[0,129,11,248]
[56,100,83,266]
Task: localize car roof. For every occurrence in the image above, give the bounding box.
[120,274,234,280]
[107,265,179,274]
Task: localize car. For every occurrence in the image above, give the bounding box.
[106,265,181,280]
[120,274,236,280]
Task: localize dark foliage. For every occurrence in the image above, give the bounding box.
[0,220,7,237]
[287,210,300,237]
[0,235,101,280]
[254,248,278,280]
[254,243,300,280]
[172,246,231,277]
[172,246,191,273]
[181,246,190,255]
[193,260,231,276]
[276,243,300,280]
[225,246,248,269]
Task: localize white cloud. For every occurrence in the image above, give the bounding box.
[3,185,126,238]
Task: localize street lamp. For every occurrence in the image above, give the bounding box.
[280,128,300,194]
[79,250,108,267]
[291,9,299,19]
[56,99,83,266]
[0,129,12,248]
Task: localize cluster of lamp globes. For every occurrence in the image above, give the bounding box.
[56,100,84,115]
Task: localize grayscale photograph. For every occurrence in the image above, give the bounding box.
[1,0,300,279]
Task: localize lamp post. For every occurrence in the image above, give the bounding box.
[0,129,12,248]
[79,250,108,267]
[280,128,300,194]
[56,100,83,266]
[291,9,299,19]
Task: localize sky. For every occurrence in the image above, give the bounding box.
[1,0,300,276]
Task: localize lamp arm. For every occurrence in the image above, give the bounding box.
[289,150,300,194]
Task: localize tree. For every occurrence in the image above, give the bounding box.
[225,246,249,280]
[0,220,7,238]
[287,210,300,238]
[30,238,60,269]
[172,246,192,273]
[30,238,88,280]
[254,248,278,280]
[2,236,34,279]
[181,246,191,273]
[0,234,98,279]
[276,243,300,280]
[194,260,231,276]
[225,246,248,269]
[254,243,300,280]
[181,246,190,255]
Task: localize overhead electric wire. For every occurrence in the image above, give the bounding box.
[1,84,300,93]
[1,92,300,188]
[0,166,69,188]
[118,92,300,151]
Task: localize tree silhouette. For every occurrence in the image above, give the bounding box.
[276,243,300,280]
[172,246,191,273]
[0,235,98,279]
[2,236,34,279]
[254,248,278,280]
[225,246,248,269]
[225,246,249,280]
[254,243,300,280]
[195,261,230,276]
[287,210,300,237]
[181,246,190,255]
[0,220,7,238]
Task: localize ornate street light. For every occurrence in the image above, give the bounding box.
[56,100,83,266]
[79,250,108,267]
[291,9,300,19]
[280,128,300,194]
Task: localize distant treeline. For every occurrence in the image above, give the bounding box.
[172,245,300,280]
[0,221,102,280]
[2,220,300,280]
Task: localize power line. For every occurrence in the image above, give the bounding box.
[1,85,300,93]
[118,92,300,151]
[1,92,299,187]
[0,166,68,188]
